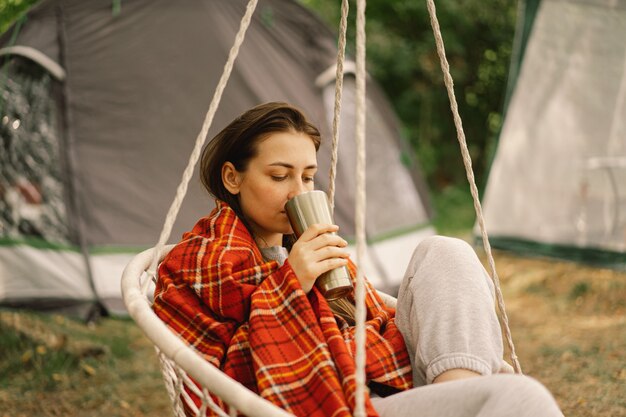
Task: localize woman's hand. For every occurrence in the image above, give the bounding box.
[288,224,349,293]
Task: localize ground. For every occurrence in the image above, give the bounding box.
[489,252,625,416]
[1,250,624,417]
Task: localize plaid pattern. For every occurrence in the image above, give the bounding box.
[154,201,412,417]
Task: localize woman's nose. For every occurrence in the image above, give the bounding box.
[287,180,308,200]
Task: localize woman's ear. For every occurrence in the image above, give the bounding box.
[222,162,242,195]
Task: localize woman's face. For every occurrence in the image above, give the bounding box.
[227,130,318,247]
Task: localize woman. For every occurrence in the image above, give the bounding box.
[153,102,563,417]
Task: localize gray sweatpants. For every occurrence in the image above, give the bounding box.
[372,236,563,417]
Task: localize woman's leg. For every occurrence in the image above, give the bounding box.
[371,374,563,417]
[396,236,504,386]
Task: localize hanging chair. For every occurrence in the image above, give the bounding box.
[121,0,520,416]
[122,244,399,417]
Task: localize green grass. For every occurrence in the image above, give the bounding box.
[1,313,76,389]
[568,281,591,300]
[0,309,170,416]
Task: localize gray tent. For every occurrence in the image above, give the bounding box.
[0,0,433,318]
[479,0,626,267]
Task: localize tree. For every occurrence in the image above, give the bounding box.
[301,0,518,192]
[0,0,39,34]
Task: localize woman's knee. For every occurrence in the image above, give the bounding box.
[405,235,486,287]
[399,234,496,318]
[415,235,477,262]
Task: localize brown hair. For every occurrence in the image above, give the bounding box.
[200,102,321,228]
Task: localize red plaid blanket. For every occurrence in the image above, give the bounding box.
[154,201,412,417]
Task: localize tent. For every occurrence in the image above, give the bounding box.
[479,0,626,267]
[0,0,434,318]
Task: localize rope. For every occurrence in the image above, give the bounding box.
[424,0,522,374]
[143,0,258,293]
[156,349,186,417]
[353,0,368,415]
[327,0,349,213]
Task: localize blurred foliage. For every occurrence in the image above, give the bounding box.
[431,183,477,235]
[301,0,518,194]
[0,0,39,34]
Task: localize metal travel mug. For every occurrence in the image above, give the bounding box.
[284,190,353,300]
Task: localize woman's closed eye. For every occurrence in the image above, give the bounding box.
[270,175,314,183]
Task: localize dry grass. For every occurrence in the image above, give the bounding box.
[483,251,626,417]
[1,251,624,417]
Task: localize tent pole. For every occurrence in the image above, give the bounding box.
[56,5,104,321]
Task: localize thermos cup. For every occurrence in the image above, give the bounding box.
[284,190,353,300]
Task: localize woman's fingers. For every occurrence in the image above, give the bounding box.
[306,256,349,281]
[316,245,350,261]
[288,224,350,292]
[310,234,348,252]
[298,224,348,249]
[322,257,349,270]
[299,223,340,241]
[300,244,349,279]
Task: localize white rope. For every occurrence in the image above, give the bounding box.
[172,357,188,416]
[424,0,522,374]
[327,0,349,213]
[156,349,186,417]
[353,0,368,415]
[142,0,259,294]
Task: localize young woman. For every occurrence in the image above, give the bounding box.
[153,102,563,417]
